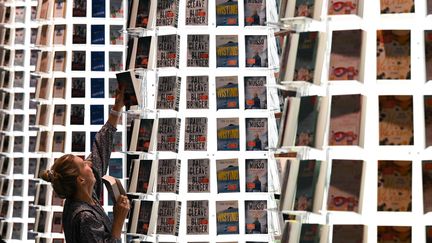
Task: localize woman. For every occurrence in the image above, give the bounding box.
[40,88,130,242]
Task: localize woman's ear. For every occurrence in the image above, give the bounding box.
[76,175,85,185]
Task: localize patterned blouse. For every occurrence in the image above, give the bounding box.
[62,122,120,243]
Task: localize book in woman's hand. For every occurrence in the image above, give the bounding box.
[102,175,126,203]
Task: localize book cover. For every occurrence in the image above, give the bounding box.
[71,132,85,152]
[245,159,267,192]
[377,30,410,79]
[295,0,316,17]
[216,76,239,110]
[186,200,209,234]
[14,28,25,45]
[429,0,432,15]
[187,35,209,67]
[244,76,267,109]
[73,0,86,17]
[216,200,239,235]
[299,224,321,242]
[92,0,106,17]
[71,51,86,71]
[188,159,210,193]
[377,226,411,242]
[328,0,358,15]
[130,0,152,28]
[327,160,363,212]
[52,51,66,72]
[135,36,152,69]
[426,31,432,81]
[427,226,432,242]
[91,51,105,71]
[109,52,123,71]
[378,160,412,211]
[136,119,155,152]
[70,104,84,125]
[51,212,62,233]
[136,200,154,235]
[379,95,413,145]
[116,71,139,110]
[52,132,65,152]
[15,7,25,22]
[157,34,179,68]
[110,25,123,45]
[110,0,123,17]
[157,118,180,152]
[296,96,319,147]
[245,35,268,67]
[423,161,432,213]
[53,0,66,17]
[156,76,181,111]
[157,159,180,193]
[156,0,179,27]
[294,32,319,82]
[71,78,85,98]
[329,30,362,81]
[217,118,239,151]
[109,158,123,178]
[184,117,207,151]
[53,25,66,45]
[185,0,208,25]
[52,104,66,125]
[333,225,364,243]
[216,35,239,67]
[90,105,104,125]
[245,118,268,151]
[294,160,321,211]
[91,25,105,45]
[102,175,126,203]
[216,159,240,193]
[244,0,266,26]
[245,200,267,234]
[186,76,209,109]
[216,0,238,26]
[329,94,362,145]
[91,78,105,98]
[380,0,414,13]
[156,200,181,235]
[13,93,24,110]
[72,24,86,44]
[129,159,154,193]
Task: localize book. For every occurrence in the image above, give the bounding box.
[53,51,66,72]
[377,226,411,242]
[216,35,239,67]
[216,200,239,235]
[156,200,181,235]
[12,201,23,218]
[186,200,208,234]
[127,0,156,29]
[244,76,267,109]
[327,160,363,212]
[37,0,52,19]
[427,226,432,242]
[283,0,324,19]
[92,0,106,17]
[14,71,23,88]
[329,29,363,81]
[245,159,268,192]
[295,95,320,147]
[110,0,123,17]
[379,95,413,145]
[186,76,209,109]
[157,159,181,193]
[13,114,23,132]
[328,0,359,15]
[91,51,105,71]
[110,25,123,45]
[332,225,364,243]
[380,0,414,13]
[245,118,268,151]
[14,6,25,22]
[244,0,266,26]
[126,36,154,70]
[377,30,410,79]
[185,0,208,25]
[116,70,141,110]
[156,76,181,110]
[184,117,207,151]
[216,159,240,193]
[91,25,105,45]
[71,131,85,152]
[216,0,238,26]
[127,118,156,152]
[156,0,179,27]
[91,78,105,98]
[52,131,66,152]
[53,0,66,18]
[36,104,51,126]
[156,118,181,152]
[128,200,157,235]
[217,117,240,151]
[329,94,362,146]
[245,35,268,67]
[72,24,86,44]
[157,34,180,68]
[71,51,86,70]
[14,28,25,45]
[294,31,319,83]
[73,0,86,17]
[102,175,126,203]
[109,158,123,178]
[109,52,123,71]
[245,200,267,234]
[13,93,24,110]
[13,136,23,153]
[378,160,412,211]
[424,161,432,213]
[36,131,51,152]
[187,34,209,67]
[53,25,66,45]
[14,50,24,66]
[188,159,210,193]
[71,78,85,97]
[426,31,432,81]
[216,76,239,110]
[90,105,104,125]
[70,104,85,125]
[128,159,157,194]
[51,212,63,233]
[299,224,328,243]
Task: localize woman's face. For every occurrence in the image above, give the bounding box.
[73,156,96,187]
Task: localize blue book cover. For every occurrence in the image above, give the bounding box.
[216,159,240,193]
[216,0,238,26]
[217,118,239,151]
[91,51,105,71]
[109,158,123,178]
[216,76,239,110]
[90,105,104,125]
[91,78,105,98]
[216,35,238,67]
[91,25,105,44]
[216,200,239,235]
[90,131,97,151]
[92,0,106,17]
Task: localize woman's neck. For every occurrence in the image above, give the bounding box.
[74,187,94,205]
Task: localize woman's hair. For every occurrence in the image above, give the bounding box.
[39,154,80,199]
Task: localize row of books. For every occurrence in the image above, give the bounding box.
[0,221,39,241]
[125,34,269,69]
[127,0,267,29]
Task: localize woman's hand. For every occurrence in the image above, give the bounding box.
[111,195,130,239]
